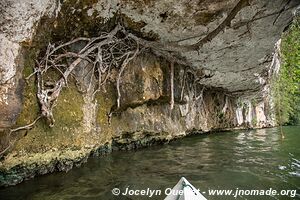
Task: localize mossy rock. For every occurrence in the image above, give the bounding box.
[13,48,85,154]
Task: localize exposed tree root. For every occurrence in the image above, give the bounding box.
[25,24,140,126]
[9,116,42,133]
[0,116,42,157]
[170,62,174,110]
[222,96,229,114]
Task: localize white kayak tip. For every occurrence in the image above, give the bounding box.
[164,177,207,200]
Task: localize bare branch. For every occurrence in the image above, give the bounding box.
[10,116,42,133]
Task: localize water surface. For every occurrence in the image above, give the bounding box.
[0,126,299,200]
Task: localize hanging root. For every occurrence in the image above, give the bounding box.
[9,116,42,133]
[170,62,174,110]
[222,95,229,114]
[180,67,187,102]
[0,116,42,157]
[25,24,140,126]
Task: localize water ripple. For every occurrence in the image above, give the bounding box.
[0,126,299,200]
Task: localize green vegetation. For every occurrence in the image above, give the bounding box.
[13,45,85,154]
[251,117,257,127]
[273,17,300,125]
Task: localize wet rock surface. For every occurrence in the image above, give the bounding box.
[0,0,299,186]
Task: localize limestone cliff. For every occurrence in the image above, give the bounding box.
[0,0,299,186]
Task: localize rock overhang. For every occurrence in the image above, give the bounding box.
[0,0,299,95]
[90,0,299,93]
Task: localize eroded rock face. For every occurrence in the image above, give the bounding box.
[89,0,299,92]
[119,54,164,107]
[0,0,298,186]
[0,52,271,186]
[0,0,59,129]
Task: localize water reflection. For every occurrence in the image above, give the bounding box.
[0,127,299,200]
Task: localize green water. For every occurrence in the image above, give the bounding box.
[0,127,299,200]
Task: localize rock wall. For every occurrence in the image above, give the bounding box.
[0,52,274,186]
[0,0,298,186]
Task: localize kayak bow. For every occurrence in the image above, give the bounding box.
[164,177,207,200]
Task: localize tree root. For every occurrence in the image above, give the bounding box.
[26,24,140,126]
[0,116,42,157]
[170,62,174,110]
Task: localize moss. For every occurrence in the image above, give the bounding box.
[251,117,257,126]
[16,50,40,127]
[96,84,116,122]
[218,112,224,120]
[13,44,85,154]
[94,83,117,142]
[53,81,84,126]
[14,67,84,153]
[251,98,257,107]
[236,98,243,108]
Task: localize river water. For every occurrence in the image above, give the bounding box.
[0,126,299,200]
